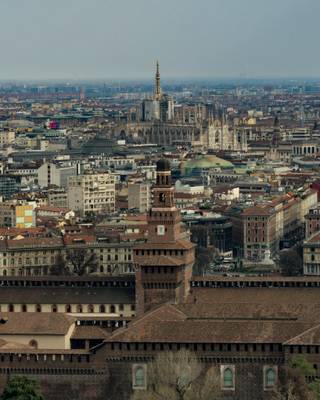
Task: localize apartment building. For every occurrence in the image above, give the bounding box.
[48,189,68,208]
[0,201,36,228]
[37,162,77,188]
[0,234,135,277]
[305,204,320,239]
[128,182,151,213]
[303,231,320,275]
[68,173,115,216]
[243,206,278,261]
[0,130,15,147]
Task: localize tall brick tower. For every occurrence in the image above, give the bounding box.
[134,159,195,315]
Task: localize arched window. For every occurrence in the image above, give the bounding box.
[29,340,38,349]
[133,365,146,388]
[88,304,94,313]
[65,304,72,313]
[77,305,83,313]
[52,304,58,313]
[110,305,116,313]
[8,304,14,312]
[99,305,106,313]
[222,367,234,389]
[22,305,27,312]
[36,304,42,313]
[264,367,277,389]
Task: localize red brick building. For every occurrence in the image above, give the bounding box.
[133,159,195,314]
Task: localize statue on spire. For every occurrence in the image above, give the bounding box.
[154,60,162,101]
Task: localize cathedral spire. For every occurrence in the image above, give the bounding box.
[154,60,161,100]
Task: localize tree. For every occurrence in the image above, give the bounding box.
[1,376,44,400]
[66,248,98,276]
[279,248,303,276]
[193,246,219,275]
[49,254,70,276]
[273,355,317,400]
[131,350,221,400]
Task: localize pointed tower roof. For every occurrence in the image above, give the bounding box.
[154,60,161,100]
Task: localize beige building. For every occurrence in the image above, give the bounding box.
[0,313,75,350]
[303,231,320,275]
[0,235,135,276]
[38,162,77,188]
[128,182,151,213]
[0,130,15,147]
[0,284,135,320]
[68,173,115,216]
[48,189,68,208]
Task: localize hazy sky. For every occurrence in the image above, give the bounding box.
[0,0,319,80]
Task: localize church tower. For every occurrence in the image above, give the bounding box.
[134,159,195,315]
[154,60,162,101]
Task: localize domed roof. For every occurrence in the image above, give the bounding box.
[183,155,234,171]
[156,158,171,171]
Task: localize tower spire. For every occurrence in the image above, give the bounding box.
[154,60,161,100]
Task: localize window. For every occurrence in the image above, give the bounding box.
[36,304,42,313]
[99,305,106,313]
[264,366,277,390]
[8,304,14,312]
[52,304,58,313]
[110,305,116,313]
[77,305,83,313]
[65,304,72,313]
[88,304,94,313]
[132,364,146,389]
[22,305,27,312]
[221,365,235,390]
[29,340,38,349]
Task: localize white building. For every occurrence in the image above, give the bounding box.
[68,173,115,216]
[37,162,77,188]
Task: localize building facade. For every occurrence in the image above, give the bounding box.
[67,173,115,216]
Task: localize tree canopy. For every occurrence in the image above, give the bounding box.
[1,376,44,400]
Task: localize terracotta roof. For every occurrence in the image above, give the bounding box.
[304,231,320,244]
[284,324,320,345]
[191,288,320,305]
[0,227,46,237]
[63,234,96,245]
[6,237,63,249]
[176,303,320,322]
[242,206,273,216]
[138,256,186,266]
[107,303,316,344]
[72,326,110,340]
[0,313,74,335]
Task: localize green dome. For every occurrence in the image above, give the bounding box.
[183,155,233,174]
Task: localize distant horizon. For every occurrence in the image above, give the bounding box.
[2,75,320,85]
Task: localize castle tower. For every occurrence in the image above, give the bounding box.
[154,60,162,101]
[134,159,195,315]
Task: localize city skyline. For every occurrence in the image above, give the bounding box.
[1,0,320,80]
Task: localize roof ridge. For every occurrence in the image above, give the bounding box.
[283,323,320,345]
[107,303,186,340]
